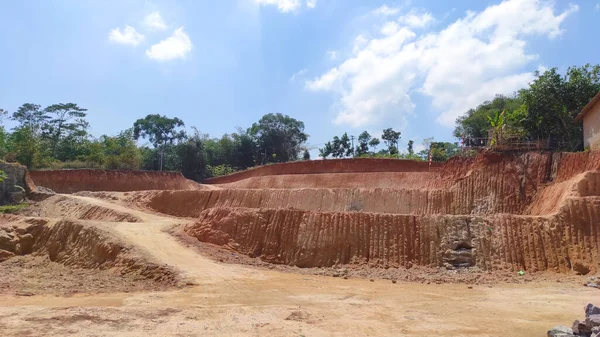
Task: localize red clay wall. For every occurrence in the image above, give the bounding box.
[203,159,442,184]
[30,170,202,193]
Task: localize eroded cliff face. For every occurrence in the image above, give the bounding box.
[30,170,204,193]
[177,151,600,273]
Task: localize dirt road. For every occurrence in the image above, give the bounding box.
[0,195,594,336]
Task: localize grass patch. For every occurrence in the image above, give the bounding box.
[0,202,28,214]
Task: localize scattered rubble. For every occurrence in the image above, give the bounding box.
[548,304,600,337]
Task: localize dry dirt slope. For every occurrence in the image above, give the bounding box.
[0,194,597,337]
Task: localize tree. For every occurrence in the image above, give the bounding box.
[356,131,371,156]
[453,95,521,140]
[368,137,380,152]
[302,149,310,160]
[381,128,401,155]
[12,104,49,135]
[319,141,333,159]
[43,103,89,159]
[248,113,308,164]
[407,140,414,155]
[340,132,352,157]
[519,65,600,150]
[133,114,186,170]
[177,128,207,181]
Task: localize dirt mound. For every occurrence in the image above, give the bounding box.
[22,195,142,222]
[29,169,207,193]
[0,216,179,294]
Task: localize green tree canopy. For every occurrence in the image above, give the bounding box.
[248,113,308,164]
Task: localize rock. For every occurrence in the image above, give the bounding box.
[573,262,592,276]
[0,249,15,262]
[586,315,600,329]
[586,304,600,317]
[0,230,15,252]
[14,233,34,255]
[573,320,591,336]
[547,326,574,337]
[14,227,26,235]
[587,283,600,289]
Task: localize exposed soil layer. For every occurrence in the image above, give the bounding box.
[146,151,600,273]
[29,169,205,193]
[204,158,442,184]
[21,195,142,222]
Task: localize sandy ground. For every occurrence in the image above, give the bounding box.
[0,195,597,336]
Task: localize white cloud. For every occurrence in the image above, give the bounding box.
[596,3,600,11]
[108,25,145,46]
[398,11,433,28]
[306,0,578,129]
[326,51,338,60]
[290,68,308,82]
[306,0,317,9]
[146,27,192,61]
[143,11,167,31]
[255,0,302,13]
[372,5,400,16]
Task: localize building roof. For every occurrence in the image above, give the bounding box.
[575,91,600,121]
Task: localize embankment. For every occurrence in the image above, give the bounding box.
[185,196,600,272]
[30,169,205,193]
[204,158,442,185]
[176,151,600,273]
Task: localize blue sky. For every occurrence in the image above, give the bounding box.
[1,0,599,154]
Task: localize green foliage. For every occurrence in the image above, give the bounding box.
[0,202,28,214]
[407,140,414,155]
[454,64,600,151]
[382,128,401,155]
[206,164,236,177]
[248,113,308,164]
[302,149,310,161]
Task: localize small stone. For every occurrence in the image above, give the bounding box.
[586,314,600,329]
[15,291,34,297]
[468,286,473,289]
[587,283,600,289]
[369,279,374,282]
[343,276,348,280]
[586,304,600,317]
[391,279,397,284]
[0,249,15,262]
[573,319,591,336]
[547,325,574,337]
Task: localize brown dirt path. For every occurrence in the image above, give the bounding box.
[0,195,595,336]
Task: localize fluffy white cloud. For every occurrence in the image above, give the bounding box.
[306,0,578,128]
[372,5,400,16]
[398,11,433,28]
[108,25,145,46]
[290,68,308,82]
[146,27,192,61]
[306,0,317,9]
[143,11,167,31]
[255,0,301,13]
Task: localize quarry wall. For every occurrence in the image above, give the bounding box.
[204,158,443,184]
[176,151,600,273]
[30,169,202,193]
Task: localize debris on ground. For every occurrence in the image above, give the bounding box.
[548,303,600,337]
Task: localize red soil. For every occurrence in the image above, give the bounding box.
[30,169,205,193]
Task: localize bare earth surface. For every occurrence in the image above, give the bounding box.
[0,194,596,336]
